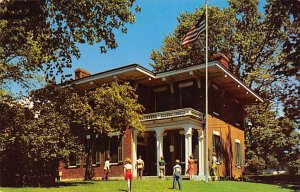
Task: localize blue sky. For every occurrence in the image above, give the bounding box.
[13,0,268,95]
[65,0,230,78]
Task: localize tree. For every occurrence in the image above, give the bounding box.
[0,0,141,97]
[65,81,144,180]
[0,99,81,187]
[150,0,299,174]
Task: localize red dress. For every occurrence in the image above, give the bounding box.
[125,170,133,180]
[187,159,195,175]
[124,163,133,180]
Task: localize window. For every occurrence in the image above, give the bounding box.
[178,81,197,109]
[83,150,101,166]
[154,86,169,112]
[212,133,222,162]
[68,153,80,167]
[105,136,123,163]
[235,142,242,168]
[232,99,244,127]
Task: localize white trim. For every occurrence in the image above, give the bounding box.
[215,63,263,102]
[156,61,218,79]
[74,66,136,85]
[213,130,220,136]
[235,139,240,143]
[136,66,156,79]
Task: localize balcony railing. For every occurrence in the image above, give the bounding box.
[141,108,204,122]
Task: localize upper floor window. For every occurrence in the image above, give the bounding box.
[232,99,244,127]
[235,140,242,168]
[154,86,169,112]
[178,81,196,109]
[212,132,222,163]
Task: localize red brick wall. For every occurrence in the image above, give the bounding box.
[204,115,245,179]
[60,128,133,180]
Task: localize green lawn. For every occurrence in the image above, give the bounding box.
[0,180,294,192]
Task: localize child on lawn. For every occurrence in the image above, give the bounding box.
[124,158,133,192]
[172,159,182,190]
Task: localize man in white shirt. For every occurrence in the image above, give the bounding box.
[103,157,110,181]
[172,159,182,190]
[136,155,144,179]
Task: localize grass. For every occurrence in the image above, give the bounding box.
[0,180,295,192]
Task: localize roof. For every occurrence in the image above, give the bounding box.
[68,62,263,104]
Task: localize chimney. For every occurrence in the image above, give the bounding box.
[75,68,91,79]
[211,53,230,69]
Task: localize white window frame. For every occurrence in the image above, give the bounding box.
[235,141,242,168]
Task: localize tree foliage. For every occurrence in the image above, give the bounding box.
[64,81,144,180]
[0,0,140,94]
[0,100,81,187]
[1,81,144,186]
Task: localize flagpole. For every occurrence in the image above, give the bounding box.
[204,0,209,182]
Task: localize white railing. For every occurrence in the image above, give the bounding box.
[141,108,204,121]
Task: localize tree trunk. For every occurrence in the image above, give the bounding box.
[84,142,94,180]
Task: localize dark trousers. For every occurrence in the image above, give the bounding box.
[103,170,109,180]
[173,173,182,190]
[137,168,143,179]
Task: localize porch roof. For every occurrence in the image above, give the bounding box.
[69,61,263,104]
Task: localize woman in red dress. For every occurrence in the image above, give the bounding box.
[124,158,133,192]
[187,155,195,180]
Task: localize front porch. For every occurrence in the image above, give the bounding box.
[133,108,206,179]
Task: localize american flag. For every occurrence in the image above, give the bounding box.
[181,12,205,47]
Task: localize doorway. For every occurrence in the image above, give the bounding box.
[163,130,186,175]
[137,132,156,176]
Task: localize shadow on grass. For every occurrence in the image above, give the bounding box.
[57,181,94,187]
[245,175,300,192]
[117,189,127,192]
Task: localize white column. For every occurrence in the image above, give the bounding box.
[184,126,192,175]
[132,129,137,177]
[198,129,205,178]
[155,129,164,176]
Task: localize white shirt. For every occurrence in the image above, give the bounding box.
[124,163,133,170]
[104,160,110,170]
[173,164,182,174]
[212,155,217,164]
[136,158,144,169]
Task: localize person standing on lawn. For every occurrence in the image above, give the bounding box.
[124,158,133,192]
[187,155,195,180]
[136,155,144,179]
[159,156,166,179]
[172,159,182,190]
[103,157,110,181]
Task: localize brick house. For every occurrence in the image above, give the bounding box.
[59,53,262,180]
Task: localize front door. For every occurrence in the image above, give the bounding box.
[137,132,156,176]
[163,130,185,175]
